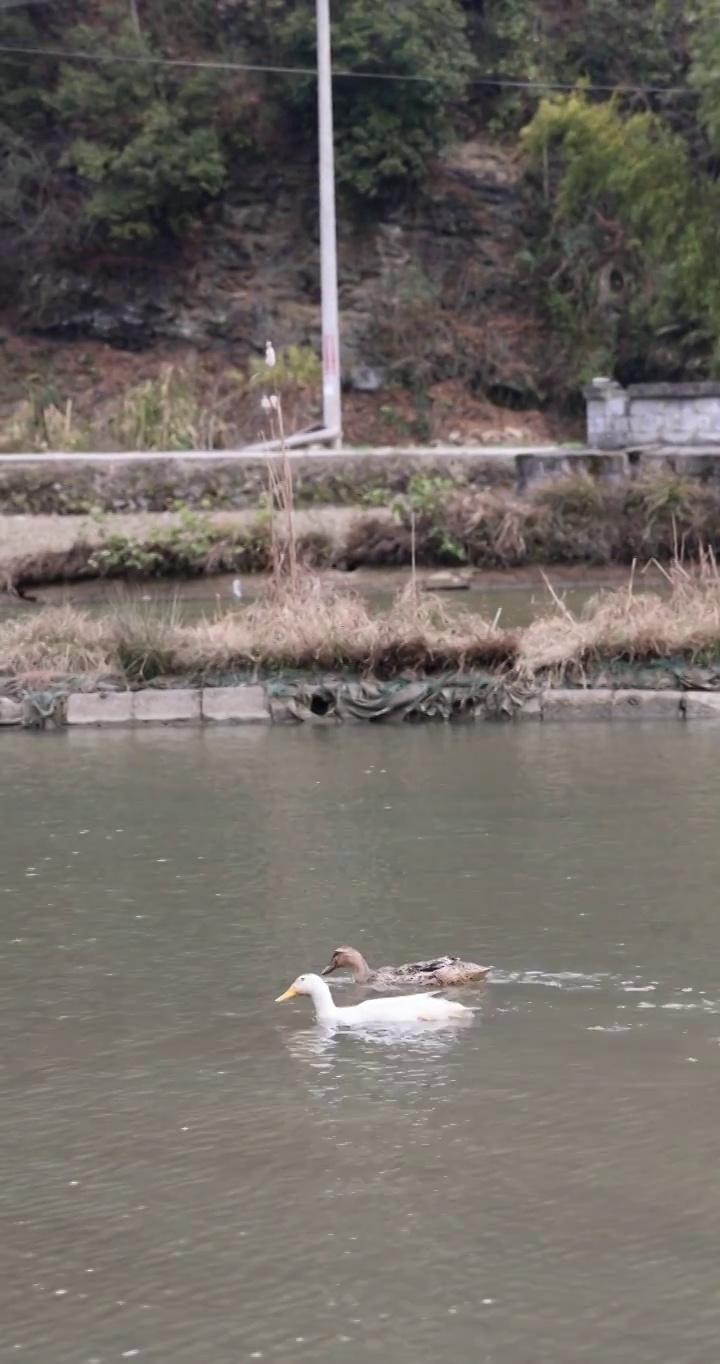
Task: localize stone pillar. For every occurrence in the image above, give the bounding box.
[584,377,629,450]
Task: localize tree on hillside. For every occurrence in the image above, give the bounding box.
[521,92,720,391]
[51,22,228,240]
[691,0,720,150]
[269,0,475,203]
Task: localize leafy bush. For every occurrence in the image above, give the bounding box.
[51,23,227,239]
[0,13,52,133]
[557,0,685,88]
[473,0,687,132]
[691,0,720,151]
[276,0,475,203]
[520,93,720,393]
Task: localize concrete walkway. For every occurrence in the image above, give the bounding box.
[0,507,358,557]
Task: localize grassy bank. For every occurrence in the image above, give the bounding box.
[342,475,720,570]
[1,509,343,594]
[2,560,720,688]
[4,475,720,592]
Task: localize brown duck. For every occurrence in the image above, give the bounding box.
[321,945,491,991]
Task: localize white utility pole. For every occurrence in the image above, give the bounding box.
[316,0,342,446]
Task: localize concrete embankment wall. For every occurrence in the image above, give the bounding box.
[4,684,720,730]
[4,445,720,512]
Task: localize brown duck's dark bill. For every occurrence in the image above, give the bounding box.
[320,963,335,976]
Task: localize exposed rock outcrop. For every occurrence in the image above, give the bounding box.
[19,138,546,406]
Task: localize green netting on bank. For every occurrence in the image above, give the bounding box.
[3,657,720,729]
[569,659,720,691]
[264,673,529,722]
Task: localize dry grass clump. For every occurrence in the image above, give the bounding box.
[104,599,194,683]
[366,584,518,675]
[0,604,110,678]
[517,557,720,677]
[4,556,720,687]
[0,358,323,458]
[179,576,518,678]
[0,580,519,682]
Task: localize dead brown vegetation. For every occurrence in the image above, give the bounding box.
[343,476,720,570]
[516,557,720,679]
[2,559,720,687]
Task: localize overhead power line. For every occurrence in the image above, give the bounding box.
[0,42,696,95]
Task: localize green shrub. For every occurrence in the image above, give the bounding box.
[51,22,227,239]
[0,13,52,132]
[276,0,475,203]
[520,92,720,394]
[691,0,720,151]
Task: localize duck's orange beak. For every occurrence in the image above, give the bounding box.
[275,985,299,1003]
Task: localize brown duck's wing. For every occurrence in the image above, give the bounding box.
[396,956,463,976]
[433,961,491,984]
[369,958,484,991]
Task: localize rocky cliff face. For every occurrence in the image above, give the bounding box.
[16,136,551,422]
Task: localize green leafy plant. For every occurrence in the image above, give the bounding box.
[276,0,475,203]
[691,0,720,151]
[391,475,468,563]
[89,508,219,577]
[110,366,219,450]
[51,21,227,239]
[520,91,720,394]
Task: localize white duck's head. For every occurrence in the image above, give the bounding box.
[275,972,327,1003]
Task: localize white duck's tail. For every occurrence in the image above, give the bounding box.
[416,995,473,1022]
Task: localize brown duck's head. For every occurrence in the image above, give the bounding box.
[320,946,368,977]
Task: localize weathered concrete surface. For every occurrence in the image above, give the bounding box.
[514,695,544,721]
[132,689,201,724]
[66,692,133,725]
[0,696,23,726]
[541,690,615,721]
[202,685,270,724]
[586,377,720,450]
[18,683,720,730]
[680,692,720,719]
[610,690,682,720]
[267,698,302,725]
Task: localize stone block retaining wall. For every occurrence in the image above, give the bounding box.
[585,378,720,450]
[3,683,720,729]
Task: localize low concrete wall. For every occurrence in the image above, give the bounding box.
[585,378,720,450]
[65,686,270,727]
[3,682,720,729]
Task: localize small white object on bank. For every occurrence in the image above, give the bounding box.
[265,340,276,369]
[231,578,243,600]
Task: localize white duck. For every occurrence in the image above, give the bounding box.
[275,973,473,1027]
